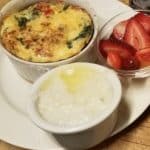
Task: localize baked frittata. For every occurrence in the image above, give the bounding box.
[0,1,93,63]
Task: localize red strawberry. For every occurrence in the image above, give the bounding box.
[134,12,150,34]
[99,40,108,57]
[99,39,136,59]
[136,48,150,67]
[112,20,128,40]
[122,56,140,70]
[124,18,150,50]
[107,51,122,69]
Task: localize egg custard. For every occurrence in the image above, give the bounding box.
[0,1,93,62]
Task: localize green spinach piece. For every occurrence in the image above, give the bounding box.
[66,41,73,49]
[74,25,93,40]
[66,25,93,49]
[63,3,70,11]
[16,37,24,45]
[15,16,28,28]
[31,8,40,19]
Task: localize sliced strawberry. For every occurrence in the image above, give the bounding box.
[112,20,128,40]
[124,18,150,50]
[136,48,150,68]
[107,51,122,69]
[99,40,108,57]
[134,12,150,34]
[99,39,136,59]
[122,56,140,70]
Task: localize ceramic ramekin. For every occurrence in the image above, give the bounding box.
[0,0,99,82]
[28,62,122,149]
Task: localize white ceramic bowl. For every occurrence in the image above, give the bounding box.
[0,0,99,82]
[28,62,122,149]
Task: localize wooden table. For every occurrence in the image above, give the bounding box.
[0,0,150,150]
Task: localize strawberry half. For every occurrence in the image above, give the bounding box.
[99,39,136,59]
[136,48,150,67]
[134,12,150,34]
[112,20,128,40]
[107,51,122,69]
[124,18,150,50]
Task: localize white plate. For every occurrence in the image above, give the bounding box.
[0,50,150,150]
[0,0,149,149]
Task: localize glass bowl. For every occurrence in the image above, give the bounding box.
[96,10,150,79]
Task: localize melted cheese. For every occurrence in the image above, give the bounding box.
[0,2,93,62]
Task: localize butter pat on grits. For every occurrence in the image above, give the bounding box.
[0,2,93,62]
